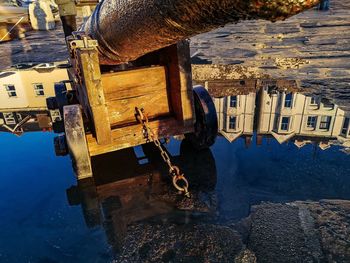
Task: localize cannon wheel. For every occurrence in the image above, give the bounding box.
[63,104,93,180]
[185,85,218,150]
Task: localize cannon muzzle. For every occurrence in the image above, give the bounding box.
[81,0,320,65]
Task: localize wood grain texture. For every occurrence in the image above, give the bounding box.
[63,105,92,179]
[78,48,112,145]
[101,66,170,126]
[166,42,195,127]
[86,117,193,156]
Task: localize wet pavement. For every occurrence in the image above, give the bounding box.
[190,0,350,110]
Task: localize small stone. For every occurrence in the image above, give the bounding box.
[235,249,257,263]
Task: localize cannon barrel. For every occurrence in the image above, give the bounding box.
[81,0,319,65]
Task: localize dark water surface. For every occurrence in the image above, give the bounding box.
[0,89,350,262]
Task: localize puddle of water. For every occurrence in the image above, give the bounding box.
[0,73,350,262]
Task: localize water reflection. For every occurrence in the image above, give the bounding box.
[1,66,349,152]
[0,62,68,134]
[209,79,350,152]
[1,73,350,261]
[66,140,218,260]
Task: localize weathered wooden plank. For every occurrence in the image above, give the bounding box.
[78,48,112,145]
[86,117,193,156]
[101,66,170,126]
[63,105,92,180]
[167,41,195,127]
[106,95,170,126]
[102,66,167,96]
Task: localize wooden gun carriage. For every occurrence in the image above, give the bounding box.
[48,34,218,180]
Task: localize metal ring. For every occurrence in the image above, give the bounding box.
[172,173,189,193]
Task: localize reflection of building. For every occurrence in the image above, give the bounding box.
[257,85,350,149]
[214,92,255,143]
[211,79,350,150]
[0,62,69,133]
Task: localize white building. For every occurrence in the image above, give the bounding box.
[210,80,256,144]
[0,62,69,132]
[257,81,350,149]
[210,78,350,150]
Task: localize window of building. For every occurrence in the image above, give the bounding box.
[341,118,349,135]
[3,112,16,125]
[229,116,236,130]
[33,83,44,96]
[306,116,317,129]
[310,97,317,105]
[284,93,293,108]
[267,84,277,93]
[280,117,290,131]
[4,84,17,97]
[230,96,237,108]
[320,98,335,109]
[324,103,334,109]
[319,116,332,130]
[16,113,22,122]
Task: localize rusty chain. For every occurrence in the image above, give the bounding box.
[135,107,190,197]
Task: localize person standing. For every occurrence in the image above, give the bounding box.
[54,0,77,37]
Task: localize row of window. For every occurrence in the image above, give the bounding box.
[229,94,322,110]
[3,84,45,98]
[281,115,332,131]
[229,115,330,132]
[306,116,332,130]
[284,94,320,109]
[227,114,349,135]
